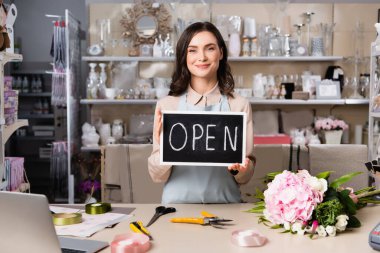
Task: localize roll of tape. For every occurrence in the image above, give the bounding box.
[231,229,267,247]
[52,213,82,226]
[85,202,112,215]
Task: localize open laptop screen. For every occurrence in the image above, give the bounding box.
[0,191,108,253]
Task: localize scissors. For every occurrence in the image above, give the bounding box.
[146,206,176,227]
[170,211,233,229]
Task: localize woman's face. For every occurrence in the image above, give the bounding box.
[186,31,223,81]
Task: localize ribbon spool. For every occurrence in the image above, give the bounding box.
[231,229,267,247]
[52,213,82,226]
[85,202,112,215]
[111,233,150,253]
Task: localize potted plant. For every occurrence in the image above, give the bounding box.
[314,117,348,144]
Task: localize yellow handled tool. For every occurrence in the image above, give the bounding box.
[170,211,233,228]
[170,217,205,224]
[130,221,153,240]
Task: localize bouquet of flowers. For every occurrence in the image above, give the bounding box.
[314,117,348,131]
[248,170,380,238]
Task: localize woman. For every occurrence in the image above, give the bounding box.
[148,22,254,204]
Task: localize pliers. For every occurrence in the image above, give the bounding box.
[170,211,233,229]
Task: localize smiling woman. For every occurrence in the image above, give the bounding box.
[148,22,255,204]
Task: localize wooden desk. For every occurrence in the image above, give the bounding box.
[88,203,379,253]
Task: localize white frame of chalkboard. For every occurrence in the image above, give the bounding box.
[159,110,247,166]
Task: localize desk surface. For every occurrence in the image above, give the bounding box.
[88,203,379,253]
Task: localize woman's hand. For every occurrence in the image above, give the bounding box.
[228,158,250,176]
[154,109,163,144]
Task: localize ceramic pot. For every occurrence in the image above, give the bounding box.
[324,130,343,144]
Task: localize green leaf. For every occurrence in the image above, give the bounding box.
[246,206,265,214]
[253,201,265,207]
[270,224,282,229]
[264,171,282,183]
[258,216,270,226]
[337,189,357,215]
[347,215,361,228]
[281,230,291,233]
[330,172,363,189]
[266,171,282,178]
[316,171,334,180]
[254,188,265,201]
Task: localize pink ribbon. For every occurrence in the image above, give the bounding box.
[231,229,267,247]
[111,233,151,253]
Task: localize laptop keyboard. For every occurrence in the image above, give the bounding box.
[61,248,87,253]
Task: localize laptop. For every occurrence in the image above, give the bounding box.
[0,191,109,253]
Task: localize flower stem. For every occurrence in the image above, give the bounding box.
[357,189,380,199]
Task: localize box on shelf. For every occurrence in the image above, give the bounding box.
[34,130,54,137]
[4,76,12,91]
[4,87,18,125]
[33,125,55,137]
[32,125,55,131]
[4,157,25,191]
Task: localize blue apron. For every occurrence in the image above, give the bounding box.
[161,93,241,204]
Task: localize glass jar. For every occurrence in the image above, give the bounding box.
[112,119,124,141]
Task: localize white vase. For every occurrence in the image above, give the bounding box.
[228,33,241,57]
[324,130,343,144]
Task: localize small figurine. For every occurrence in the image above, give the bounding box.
[280,84,286,99]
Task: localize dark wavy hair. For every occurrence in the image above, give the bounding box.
[168,22,234,97]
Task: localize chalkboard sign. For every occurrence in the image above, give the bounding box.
[160,111,246,166]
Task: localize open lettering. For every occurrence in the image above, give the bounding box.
[169,123,238,152]
[161,112,245,165]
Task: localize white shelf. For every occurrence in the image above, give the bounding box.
[80,98,368,106]
[82,56,175,62]
[0,52,22,63]
[82,55,343,62]
[370,112,380,118]
[345,99,369,105]
[81,146,101,152]
[228,56,343,62]
[249,98,346,105]
[80,99,157,105]
[3,119,28,144]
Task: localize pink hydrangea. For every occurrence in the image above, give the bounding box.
[263,170,325,225]
[315,117,348,131]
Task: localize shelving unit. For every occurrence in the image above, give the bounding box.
[82,55,343,62]
[0,52,27,191]
[81,98,368,106]
[368,42,380,160]
[18,114,55,119]
[80,51,371,154]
